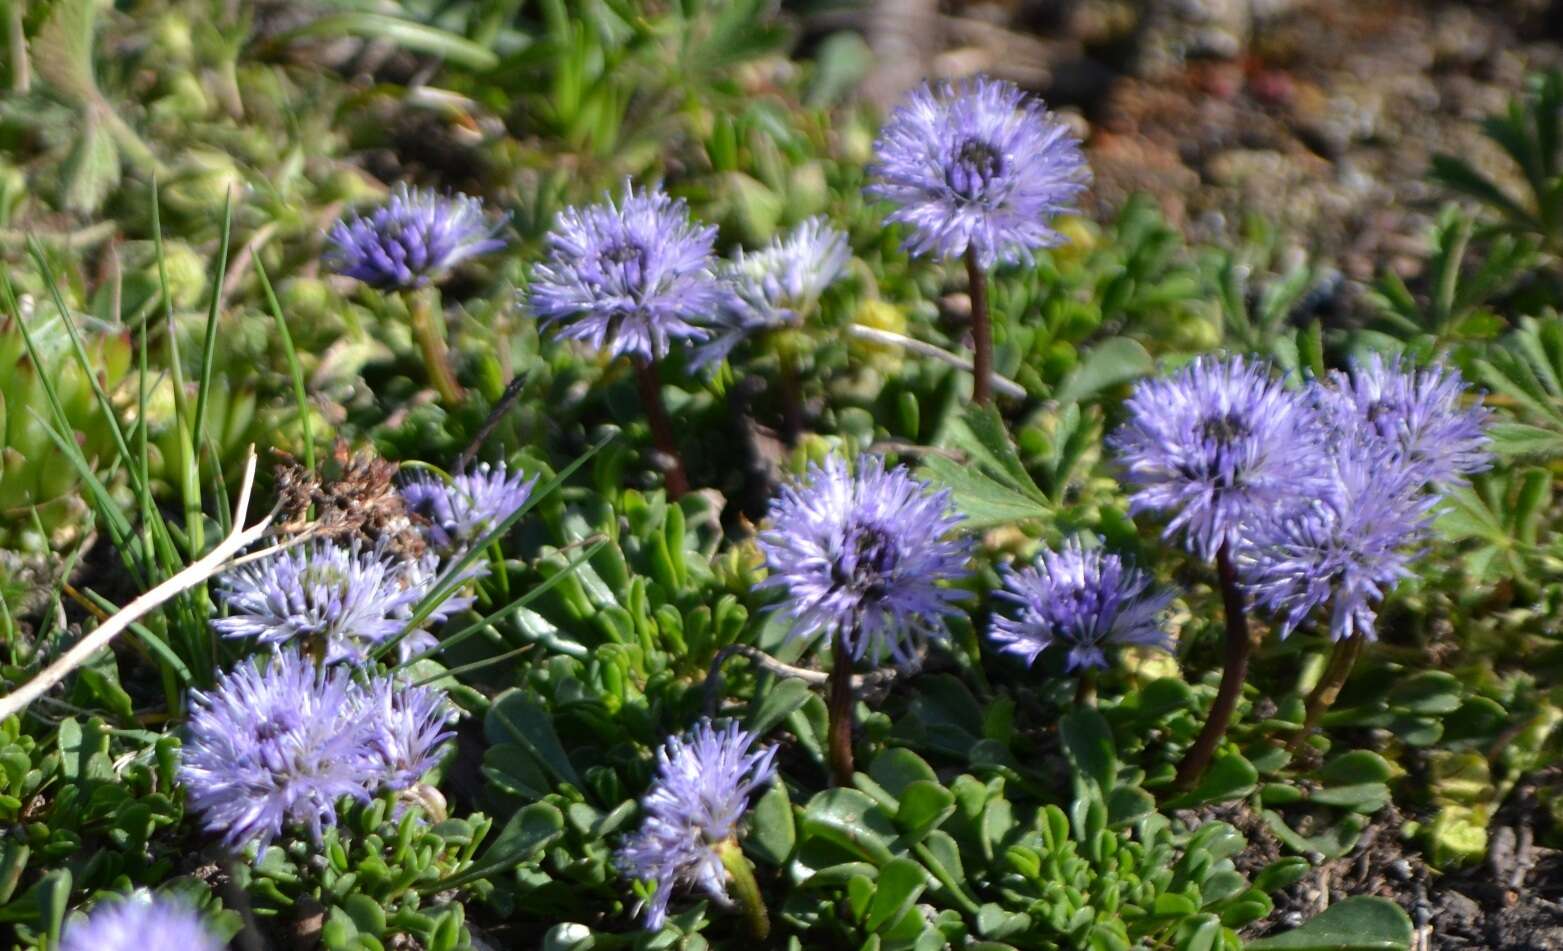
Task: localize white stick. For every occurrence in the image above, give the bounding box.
[847,323,1028,400]
[0,450,276,722]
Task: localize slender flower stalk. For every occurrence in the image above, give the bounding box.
[758,455,971,783]
[1288,632,1365,756]
[633,357,691,499]
[409,287,465,405]
[716,838,769,939]
[1175,540,1259,788]
[867,76,1088,405]
[964,248,994,405]
[528,182,722,497]
[826,634,856,787]
[1074,670,1097,707]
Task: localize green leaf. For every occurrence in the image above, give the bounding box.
[746,781,795,867]
[61,112,121,214]
[1426,804,1490,868]
[893,781,955,842]
[482,744,551,800]
[1386,672,1462,715]
[1060,709,1117,794]
[1309,783,1391,813]
[1261,809,1365,860]
[1247,897,1412,950]
[864,857,928,932]
[1165,751,1257,808]
[869,748,938,798]
[433,802,563,891]
[1252,857,1310,894]
[1054,337,1154,406]
[272,14,501,70]
[922,454,1051,529]
[1315,750,1396,786]
[31,0,98,99]
[484,690,582,789]
[747,676,815,737]
[925,404,1053,528]
[800,788,897,866]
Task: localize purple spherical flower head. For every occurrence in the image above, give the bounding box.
[991,538,1173,672]
[691,217,850,370]
[357,675,457,793]
[213,540,436,665]
[759,454,972,664]
[1242,447,1437,642]
[617,720,777,932]
[1110,355,1330,562]
[180,650,378,855]
[1317,354,1491,486]
[528,183,722,361]
[401,462,538,552]
[326,184,506,290]
[62,891,222,951]
[866,76,1089,268]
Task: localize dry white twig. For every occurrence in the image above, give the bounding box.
[848,323,1028,400]
[703,643,917,717]
[0,450,276,722]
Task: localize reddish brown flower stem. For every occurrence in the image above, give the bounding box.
[632,356,689,500]
[963,247,993,407]
[1175,542,1259,789]
[827,634,856,787]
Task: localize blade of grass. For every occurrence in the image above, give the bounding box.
[187,190,235,555]
[0,450,273,722]
[396,538,608,669]
[268,13,500,71]
[411,644,531,687]
[25,239,146,501]
[77,586,193,687]
[255,257,314,471]
[1,272,140,571]
[24,407,139,567]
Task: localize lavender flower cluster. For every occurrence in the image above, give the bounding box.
[516,77,1085,369]
[180,649,454,854]
[1112,354,1490,643]
[183,460,536,855]
[212,462,532,665]
[867,77,1089,267]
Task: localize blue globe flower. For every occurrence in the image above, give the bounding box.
[326,185,506,289]
[1110,355,1331,561]
[867,76,1089,268]
[528,182,723,361]
[759,454,972,664]
[991,538,1173,671]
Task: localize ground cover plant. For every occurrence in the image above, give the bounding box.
[0,1,1560,948]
